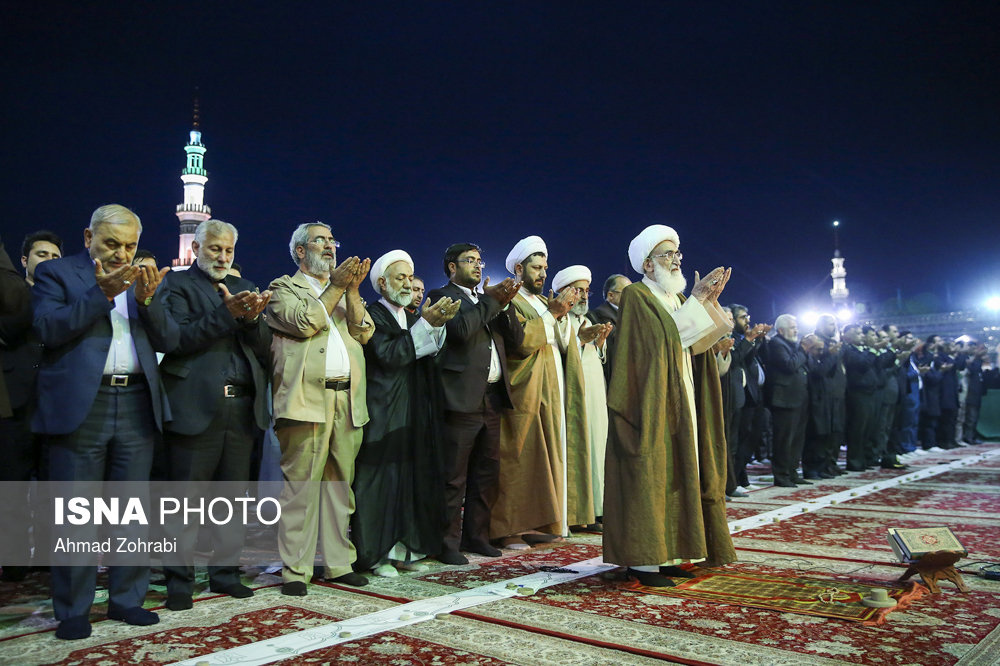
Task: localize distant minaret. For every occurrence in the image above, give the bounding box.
[830,220,849,306]
[172,95,211,268]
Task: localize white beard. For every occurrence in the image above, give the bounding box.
[304,249,333,275]
[571,300,589,316]
[197,254,230,281]
[652,262,687,295]
[384,283,412,308]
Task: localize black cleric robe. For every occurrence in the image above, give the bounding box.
[350,300,447,571]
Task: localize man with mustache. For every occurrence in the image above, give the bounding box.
[266,222,373,594]
[350,250,459,577]
[603,224,736,587]
[157,219,272,610]
[32,204,176,639]
[491,236,584,548]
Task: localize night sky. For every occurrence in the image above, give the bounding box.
[4,2,999,321]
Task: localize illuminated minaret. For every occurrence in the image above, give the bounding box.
[830,220,849,306]
[172,97,211,268]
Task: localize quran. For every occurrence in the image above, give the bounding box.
[887,526,966,562]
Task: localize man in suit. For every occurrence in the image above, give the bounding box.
[0,230,62,582]
[588,273,630,384]
[730,304,769,490]
[266,222,373,594]
[32,204,176,639]
[426,242,523,565]
[158,219,272,610]
[765,314,810,487]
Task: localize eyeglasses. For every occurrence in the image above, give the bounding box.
[307,236,341,248]
[456,258,486,268]
[573,287,592,297]
[649,250,682,262]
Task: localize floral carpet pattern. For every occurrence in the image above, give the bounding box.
[0,443,998,665]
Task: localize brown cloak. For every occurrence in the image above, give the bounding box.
[602,282,736,567]
[490,292,592,537]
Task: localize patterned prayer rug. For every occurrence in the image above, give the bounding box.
[624,570,926,625]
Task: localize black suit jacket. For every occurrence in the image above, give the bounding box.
[427,281,523,413]
[587,301,620,383]
[159,264,272,435]
[764,335,808,409]
[0,240,31,417]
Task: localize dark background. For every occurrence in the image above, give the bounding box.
[4,1,999,320]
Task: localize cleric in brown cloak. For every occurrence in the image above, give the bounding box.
[350,250,461,577]
[603,224,738,588]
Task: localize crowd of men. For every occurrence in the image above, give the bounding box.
[0,207,993,639]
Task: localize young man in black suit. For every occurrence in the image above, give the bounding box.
[426,243,524,565]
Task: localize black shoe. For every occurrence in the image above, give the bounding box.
[462,541,502,558]
[107,605,159,626]
[802,474,822,480]
[210,583,254,598]
[437,550,469,565]
[880,461,907,469]
[55,615,92,640]
[819,472,836,479]
[793,478,813,485]
[627,568,675,587]
[659,565,696,579]
[165,594,193,611]
[846,465,866,472]
[329,572,368,587]
[0,566,29,582]
[281,581,308,596]
[774,481,797,488]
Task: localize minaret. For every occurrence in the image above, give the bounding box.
[172,96,211,268]
[830,220,849,306]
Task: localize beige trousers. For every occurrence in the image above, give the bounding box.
[276,388,363,583]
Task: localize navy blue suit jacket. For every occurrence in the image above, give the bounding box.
[31,251,178,434]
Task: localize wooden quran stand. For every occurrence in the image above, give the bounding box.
[897,550,969,594]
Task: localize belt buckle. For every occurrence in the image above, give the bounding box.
[224,385,237,398]
[111,374,129,387]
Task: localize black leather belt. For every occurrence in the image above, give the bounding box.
[223,385,252,398]
[325,378,350,391]
[101,374,144,387]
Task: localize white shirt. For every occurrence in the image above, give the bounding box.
[303,274,352,379]
[454,283,503,383]
[378,297,445,359]
[101,291,140,375]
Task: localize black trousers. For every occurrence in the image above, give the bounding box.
[937,408,957,447]
[441,386,503,553]
[846,391,879,470]
[770,402,807,485]
[963,404,981,442]
[736,404,764,487]
[163,395,256,596]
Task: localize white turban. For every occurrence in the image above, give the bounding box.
[505,235,548,274]
[370,249,414,292]
[552,265,592,293]
[627,224,680,274]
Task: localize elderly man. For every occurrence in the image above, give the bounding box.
[604,224,735,588]
[426,243,523,565]
[588,274,630,384]
[158,219,272,610]
[32,204,175,639]
[266,222,373,594]
[350,250,459,577]
[553,266,613,527]
[491,236,584,547]
[765,314,811,487]
[0,230,62,582]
